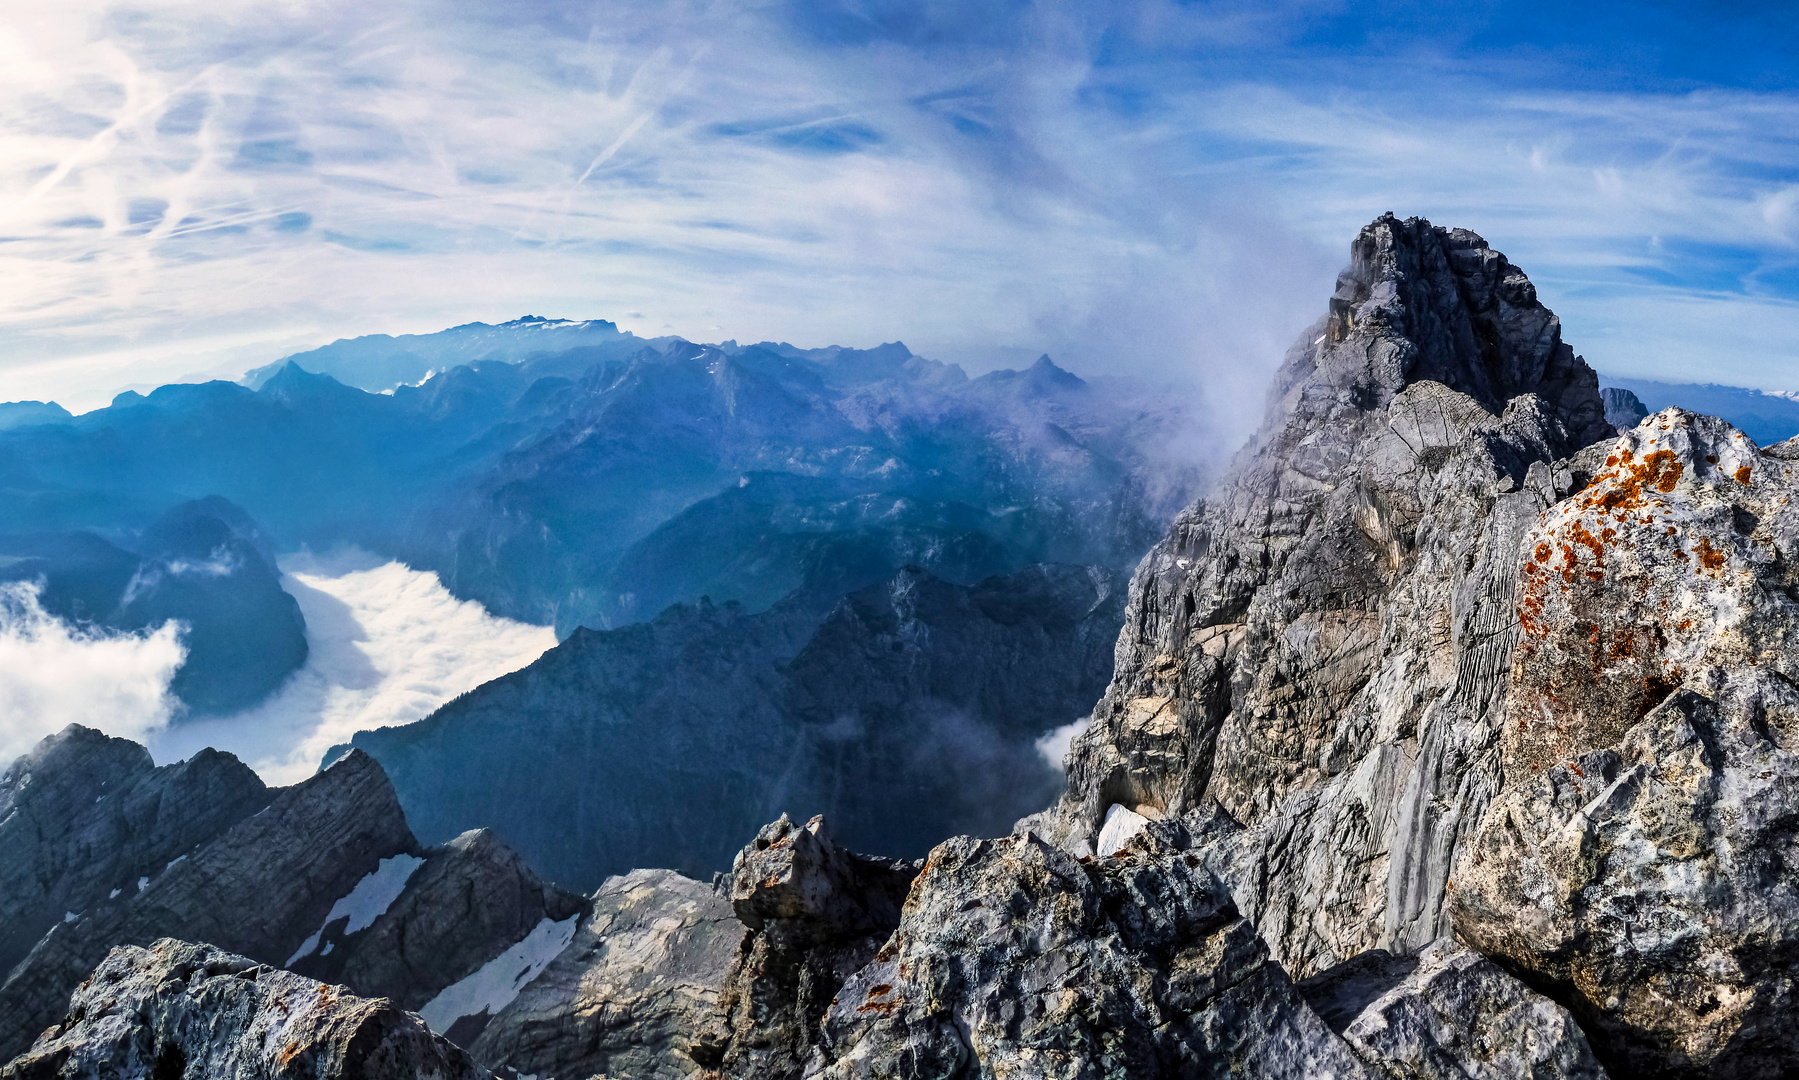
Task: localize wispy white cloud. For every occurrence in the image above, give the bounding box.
[1,0,1796,425]
[148,551,555,784]
[0,581,187,767]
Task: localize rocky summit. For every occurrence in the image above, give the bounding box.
[8,214,1799,1079]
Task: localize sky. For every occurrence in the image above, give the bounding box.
[3,0,1799,413]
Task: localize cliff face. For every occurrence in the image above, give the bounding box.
[348,562,1124,890]
[1045,213,1612,976]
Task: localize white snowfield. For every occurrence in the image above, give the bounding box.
[285,853,426,967]
[419,913,581,1034]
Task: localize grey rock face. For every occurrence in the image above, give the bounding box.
[1,939,488,1080]
[289,827,586,1013]
[816,820,1375,1079]
[0,750,415,1061]
[1044,214,1611,977]
[1451,410,1799,1077]
[1301,941,1608,1080]
[351,562,1121,892]
[470,869,745,1080]
[1601,387,1650,432]
[0,726,269,979]
[698,815,918,1079]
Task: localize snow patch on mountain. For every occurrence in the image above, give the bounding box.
[418,913,581,1034]
[287,852,426,966]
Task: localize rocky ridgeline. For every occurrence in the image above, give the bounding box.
[7,215,1799,1078]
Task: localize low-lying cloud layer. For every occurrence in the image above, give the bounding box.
[148,552,556,784]
[0,581,187,766]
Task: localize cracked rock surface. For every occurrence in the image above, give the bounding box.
[1041,213,1612,979]
[697,814,918,1079]
[0,939,487,1080]
[818,818,1374,1079]
[470,868,745,1080]
[1301,940,1608,1080]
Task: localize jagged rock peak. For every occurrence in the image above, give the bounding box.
[1255,212,1610,459]
[1039,216,1618,979]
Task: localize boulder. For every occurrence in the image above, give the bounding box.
[0,939,487,1080]
[1300,941,1608,1079]
[1453,408,1799,1076]
[817,821,1375,1078]
[696,815,917,1079]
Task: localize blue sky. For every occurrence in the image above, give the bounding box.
[3,0,1797,417]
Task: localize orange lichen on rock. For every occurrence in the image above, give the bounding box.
[1737,465,1752,485]
[1697,536,1727,570]
[1591,449,1685,512]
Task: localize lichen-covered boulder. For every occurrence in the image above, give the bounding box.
[1454,409,1799,1077]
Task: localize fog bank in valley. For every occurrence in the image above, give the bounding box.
[148,552,555,783]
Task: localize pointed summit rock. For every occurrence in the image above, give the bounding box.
[1039,214,1613,975]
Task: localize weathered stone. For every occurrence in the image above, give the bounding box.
[0,750,416,1061]
[1456,674,1799,1077]
[470,868,745,1080]
[1302,941,1608,1079]
[0,939,487,1080]
[0,726,270,978]
[1042,214,1612,978]
[697,815,918,1079]
[1450,408,1799,1077]
[817,824,1375,1079]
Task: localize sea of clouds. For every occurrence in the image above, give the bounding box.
[0,580,187,766]
[0,553,555,783]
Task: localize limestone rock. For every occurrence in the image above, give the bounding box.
[1301,941,1609,1079]
[697,815,918,1079]
[817,823,1375,1079]
[470,869,746,1080]
[0,726,269,979]
[0,750,415,1061]
[289,827,585,1014]
[1044,214,1612,977]
[1455,675,1799,1076]
[0,939,488,1080]
[1501,409,1797,776]
[1449,408,1799,1076]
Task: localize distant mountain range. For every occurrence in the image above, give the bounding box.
[0,318,1206,856]
[1598,374,1799,444]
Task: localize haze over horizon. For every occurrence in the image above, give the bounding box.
[5,1,1799,415]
